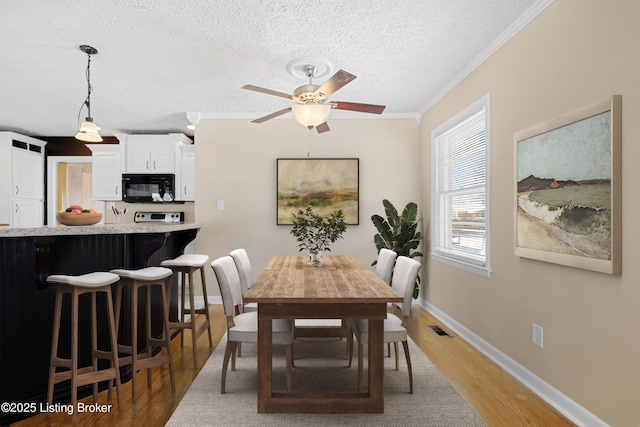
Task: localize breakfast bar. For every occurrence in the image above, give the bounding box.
[0,222,203,425]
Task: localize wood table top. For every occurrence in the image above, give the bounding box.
[244,255,403,304]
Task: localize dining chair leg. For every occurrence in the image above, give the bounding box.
[285,344,293,393]
[221,341,237,394]
[357,343,364,393]
[231,344,237,371]
[394,342,400,370]
[347,332,353,367]
[344,323,351,360]
[387,342,391,357]
[402,340,413,394]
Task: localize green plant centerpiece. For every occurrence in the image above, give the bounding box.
[371,199,423,297]
[290,207,347,267]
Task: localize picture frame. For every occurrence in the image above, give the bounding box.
[277,158,359,225]
[514,95,621,274]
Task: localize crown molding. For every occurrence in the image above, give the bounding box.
[417,0,555,118]
[187,111,416,124]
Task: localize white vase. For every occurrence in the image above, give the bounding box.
[308,250,323,267]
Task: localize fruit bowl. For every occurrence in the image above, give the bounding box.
[56,212,103,226]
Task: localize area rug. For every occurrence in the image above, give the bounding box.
[166,335,486,427]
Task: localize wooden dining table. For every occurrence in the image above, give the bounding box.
[243,255,403,414]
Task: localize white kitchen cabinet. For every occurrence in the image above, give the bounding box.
[87,144,122,201]
[0,132,47,227]
[12,146,44,200]
[124,134,191,174]
[12,199,44,228]
[176,145,195,201]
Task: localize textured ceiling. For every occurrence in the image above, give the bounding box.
[0,0,549,138]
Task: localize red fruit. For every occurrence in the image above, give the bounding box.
[71,209,82,214]
[70,204,82,210]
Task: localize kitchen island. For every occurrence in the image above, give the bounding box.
[0,222,204,425]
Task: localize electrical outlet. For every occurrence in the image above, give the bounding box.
[216,200,224,211]
[532,323,544,348]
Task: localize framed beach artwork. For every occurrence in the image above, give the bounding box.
[277,158,359,225]
[514,95,621,274]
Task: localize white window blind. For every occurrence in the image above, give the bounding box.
[431,95,490,277]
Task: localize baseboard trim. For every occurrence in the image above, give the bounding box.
[417,298,608,427]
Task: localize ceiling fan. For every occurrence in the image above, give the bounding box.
[242,64,386,133]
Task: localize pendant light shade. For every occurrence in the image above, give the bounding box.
[75,45,102,142]
[291,104,331,128]
[75,118,102,142]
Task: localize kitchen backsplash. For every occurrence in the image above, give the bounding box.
[104,201,194,224]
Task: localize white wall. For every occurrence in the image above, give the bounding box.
[419,1,640,425]
[194,117,420,291]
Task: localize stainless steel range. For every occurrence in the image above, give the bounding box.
[134,211,184,223]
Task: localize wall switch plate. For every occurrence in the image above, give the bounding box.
[532,323,544,348]
[216,200,224,211]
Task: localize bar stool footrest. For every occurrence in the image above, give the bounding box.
[52,366,118,387]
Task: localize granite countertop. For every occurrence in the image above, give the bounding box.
[0,222,205,237]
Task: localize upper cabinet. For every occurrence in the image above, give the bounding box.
[87,144,123,201]
[12,147,44,200]
[87,133,193,202]
[0,132,47,227]
[177,145,195,201]
[124,134,192,174]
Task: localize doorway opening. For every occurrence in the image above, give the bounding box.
[47,156,105,226]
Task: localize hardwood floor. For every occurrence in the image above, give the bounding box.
[12,305,574,426]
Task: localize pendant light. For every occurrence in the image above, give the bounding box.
[75,45,102,142]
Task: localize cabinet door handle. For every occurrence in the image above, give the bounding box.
[153,160,156,170]
[184,186,187,195]
[15,186,19,195]
[15,204,19,212]
[115,186,119,195]
[146,160,149,170]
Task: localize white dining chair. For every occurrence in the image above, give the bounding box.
[347,248,397,360]
[348,256,421,393]
[211,255,294,393]
[375,248,397,285]
[376,248,397,358]
[229,248,257,313]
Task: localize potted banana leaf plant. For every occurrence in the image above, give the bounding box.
[290,207,347,266]
[371,199,423,297]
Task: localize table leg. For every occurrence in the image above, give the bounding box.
[368,318,384,410]
[257,310,272,413]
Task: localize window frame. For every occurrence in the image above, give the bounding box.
[431,94,491,278]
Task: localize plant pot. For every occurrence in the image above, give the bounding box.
[308,251,323,267]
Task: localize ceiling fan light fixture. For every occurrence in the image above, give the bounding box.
[291,104,331,128]
[75,118,103,142]
[75,44,102,142]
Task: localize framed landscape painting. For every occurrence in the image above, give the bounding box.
[514,95,621,274]
[277,158,359,225]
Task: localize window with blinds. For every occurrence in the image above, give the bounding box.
[431,94,491,277]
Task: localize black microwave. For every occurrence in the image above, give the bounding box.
[122,174,176,203]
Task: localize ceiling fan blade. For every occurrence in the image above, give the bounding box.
[242,84,293,99]
[313,70,356,98]
[251,107,292,123]
[331,101,386,114]
[315,122,330,133]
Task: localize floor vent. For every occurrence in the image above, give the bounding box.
[428,325,451,337]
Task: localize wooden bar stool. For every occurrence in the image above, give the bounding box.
[110,266,176,403]
[160,254,213,369]
[46,272,123,422]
